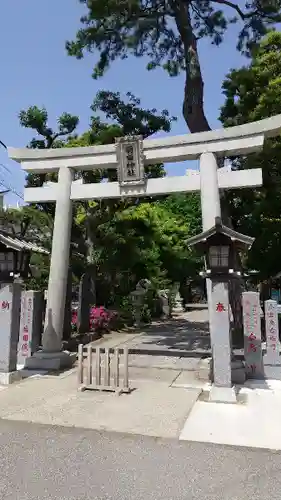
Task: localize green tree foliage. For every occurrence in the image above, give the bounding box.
[19,106,79,189]
[19,91,175,271]
[220,31,281,279]
[66,0,281,132]
[20,91,176,187]
[76,195,201,305]
[20,92,200,304]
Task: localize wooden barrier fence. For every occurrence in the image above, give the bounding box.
[77,345,130,395]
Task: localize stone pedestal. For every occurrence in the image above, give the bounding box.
[0,282,22,384]
[17,290,43,368]
[231,359,246,384]
[24,307,76,370]
[197,357,246,385]
[24,350,76,370]
[209,385,237,403]
[242,291,264,379]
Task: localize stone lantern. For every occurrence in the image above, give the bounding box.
[186,217,254,403]
[0,216,49,286]
[131,288,146,327]
[187,217,254,279]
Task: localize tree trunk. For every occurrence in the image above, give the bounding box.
[173,0,244,344]
[172,0,210,132]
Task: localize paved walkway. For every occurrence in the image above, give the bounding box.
[118,309,211,356]
[0,310,280,451]
[1,367,281,450]
[0,370,201,439]
[91,310,211,375]
[1,420,281,500]
[0,312,207,439]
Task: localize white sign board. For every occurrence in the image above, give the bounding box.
[211,281,232,388]
[18,292,33,365]
[265,300,280,365]
[0,284,21,373]
[242,292,264,379]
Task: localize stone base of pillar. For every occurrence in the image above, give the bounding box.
[24,350,76,371]
[231,360,246,385]
[0,371,22,385]
[209,385,237,403]
[197,358,246,385]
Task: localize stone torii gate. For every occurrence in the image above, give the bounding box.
[8,114,281,370]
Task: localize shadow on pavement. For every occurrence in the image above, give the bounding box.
[124,316,211,358]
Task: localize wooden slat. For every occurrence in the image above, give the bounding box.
[114,349,120,388]
[80,384,130,394]
[123,348,129,389]
[78,346,130,394]
[104,348,110,386]
[77,344,84,385]
[95,347,101,386]
[86,345,92,385]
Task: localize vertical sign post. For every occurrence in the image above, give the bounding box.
[210,281,232,388]
[0,283,21,374]
[264,299,280,366]
[242,291,264,379]
[18,290,43,368]
[209,281,236,403]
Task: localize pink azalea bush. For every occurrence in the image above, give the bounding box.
[71,306,118,333]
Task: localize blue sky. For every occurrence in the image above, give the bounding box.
[0,0,246,206]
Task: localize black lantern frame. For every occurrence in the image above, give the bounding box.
[186,217,254,279]
[0,243,31,281]
[0,226,49,283]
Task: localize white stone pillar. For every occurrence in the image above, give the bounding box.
[25,167,76,371]
[43,166,73,352]
[199,152,221,344]
[199,152,221,231]
[209,280,236,402]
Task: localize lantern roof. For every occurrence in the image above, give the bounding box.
[0,229,49,254]
[186,217,254,251]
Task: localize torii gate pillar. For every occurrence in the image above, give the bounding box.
[26,166,75,370]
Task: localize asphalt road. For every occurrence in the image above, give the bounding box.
[0,419,280,500]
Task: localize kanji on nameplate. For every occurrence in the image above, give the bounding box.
[0,283,21,373]
[264,299,280,366]
[211,281,232,388]
[17,290,43,367]
[242,292,264,379]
